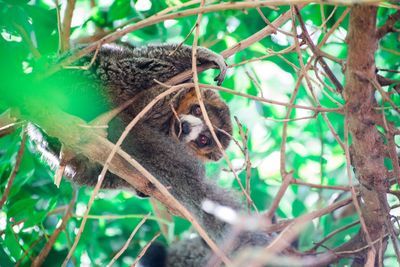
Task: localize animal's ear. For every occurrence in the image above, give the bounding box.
[170,87,193,110]
[202,88,221,102]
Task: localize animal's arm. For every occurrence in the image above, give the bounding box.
[50,44,226,118]
[129,44,227,85]
[88,44,226,98]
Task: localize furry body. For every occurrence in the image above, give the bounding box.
[38,44,232,189]
[31,44,272,267]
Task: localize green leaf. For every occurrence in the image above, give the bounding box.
[24,210,48,228]
[7,198,36,219]
[109,0,131,21]
[0,244,15,267]
[2,0,30,4]
[3,225,22,261]
[9,153,35,198]
[90,7,110,28]
[292,199,306,217]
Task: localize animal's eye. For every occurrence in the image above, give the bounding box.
[191,104,202,116]
[197,134,211,148]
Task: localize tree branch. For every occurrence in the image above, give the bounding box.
[295,6,344,93]
[377,10,400,39]
[344,5,398,263]
[59,83,230,266]
[42,1,303,79]
[60,0,76,52]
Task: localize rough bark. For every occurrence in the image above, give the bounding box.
[344,5,391,264]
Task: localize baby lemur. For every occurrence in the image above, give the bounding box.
[31,44,272,267]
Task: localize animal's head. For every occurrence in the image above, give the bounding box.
[170,88,232,161]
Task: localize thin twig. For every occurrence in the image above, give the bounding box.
[376,10,400,39]
[0,130,26,209]
[201,84,343,113]
[315,5,338,34]
[44,1,302,78]
[55,0,63,55]
[295,6,344,93]
[61,83,231,267]
[32,189,76,267]
[377,68,400,74]
[264,197,353,234]
[387,134,400,186]
[12,23,41,59]
[230,45,296,68]
[321,112,345,150]
[291,14,346,151]
[15,236,45,267]
[278,5,306,180]
[290,178,350,191]
[265,115,316,122]
[234,117,252,211]
[106,214,150,267]
[191,0,257,213]
[63,42,102,70]
[130,232,161,267]
[61,0,76,52]
[255,7,295,37]
[168,24,196,56]
[378,104,400,261]
[72,213,171,225]
[0,117,24,139]
[369,77,400,114]
[264,173,293,222]
[310,220,360,251]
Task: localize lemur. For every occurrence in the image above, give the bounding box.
[29,44,273,267]
[30,44,232,190]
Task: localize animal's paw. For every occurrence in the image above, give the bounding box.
[197,47,227,86]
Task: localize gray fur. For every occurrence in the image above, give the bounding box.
[165,231,274,267]
[34,44,272,267]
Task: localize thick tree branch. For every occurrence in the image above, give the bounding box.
[58,82,232,266]
[344,5,399,264]
[1,80,230,267]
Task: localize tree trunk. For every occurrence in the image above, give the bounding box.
[344,5,390,264]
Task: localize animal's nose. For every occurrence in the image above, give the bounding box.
[181,121,191,135]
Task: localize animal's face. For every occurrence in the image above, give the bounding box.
[170,88,232,161]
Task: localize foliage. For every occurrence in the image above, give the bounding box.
[0,0,399,266]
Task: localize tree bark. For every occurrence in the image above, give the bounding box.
[344,5,390,264]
